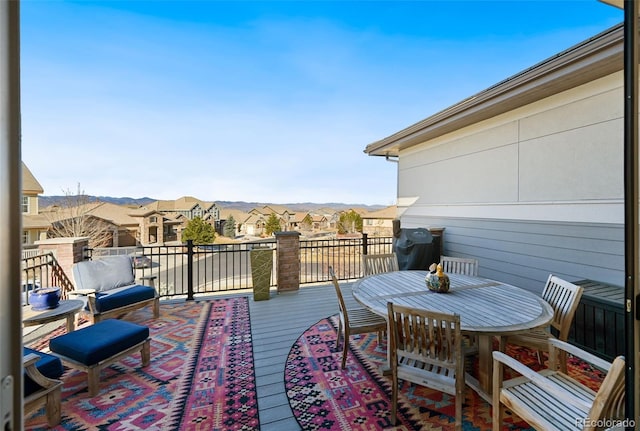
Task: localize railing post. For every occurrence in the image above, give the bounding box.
[275,231,300,293]
[186,240,194,300]
[362,233,368,255]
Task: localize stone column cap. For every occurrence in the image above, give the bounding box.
[274,231,301,237]
[35,237,90,245]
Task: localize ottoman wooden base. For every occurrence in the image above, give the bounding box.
[49,319,151,397]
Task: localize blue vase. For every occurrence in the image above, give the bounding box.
[29,287,61,311]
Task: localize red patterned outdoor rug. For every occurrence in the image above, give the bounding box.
[25,297,259,431]
[285,316,605,431]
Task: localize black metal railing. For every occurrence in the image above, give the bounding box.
[300,235,394,283]
[77,235,395,299]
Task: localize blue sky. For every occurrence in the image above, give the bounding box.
[20,0,623,206]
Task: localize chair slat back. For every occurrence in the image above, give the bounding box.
[387,302,461,368]
[440,256,478,277]
[363,253,399,276]
[542,275,584,340]
[329,266,349,326]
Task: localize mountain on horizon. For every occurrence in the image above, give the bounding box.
[38,196,387,212]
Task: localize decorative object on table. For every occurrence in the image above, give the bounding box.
[29,287,61,310]
[426,263,450,293]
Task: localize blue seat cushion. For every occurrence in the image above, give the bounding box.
[49,319,149,366]
[92,285,155,313]
[23,347,63,397]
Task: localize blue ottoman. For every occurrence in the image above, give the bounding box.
[49,319,151,396]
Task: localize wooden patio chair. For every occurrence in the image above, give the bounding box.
[24,351,63,427]
[501,274,583,371]
[387,302,465,431]
[329,266,387,369]
[439,255,479,351]
[492,338,625,431]
[71,255,159,324]
[362,253,399,276]
[440,255,478,276]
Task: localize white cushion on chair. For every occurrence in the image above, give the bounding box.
[73,256,135,292]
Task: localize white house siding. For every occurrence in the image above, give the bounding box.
[397,72,625,293]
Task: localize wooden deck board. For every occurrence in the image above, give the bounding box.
[249,283,346,430]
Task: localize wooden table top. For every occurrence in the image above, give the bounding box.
[352,271,554,336]
[23,299,84,326]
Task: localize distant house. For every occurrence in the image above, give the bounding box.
[218,208,249,237]
[365,23,626,293]
[135,196,220,242]
[21,162,48,246]
[129,208,183,245]
[143,196,220,223]
[311,207,340,229]
[291,212,309,231]
[243,213,267,237]
[361,205,397,237]
[248,205,294,232]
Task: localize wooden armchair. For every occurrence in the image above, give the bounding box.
[387,302,465,431]
[24,350,63,427]
[492,338,625,431]
[501,274,583,370]
[71,255,159,323]
[440,255,478,276]
[329,267,387,369]
[362,253,399,276]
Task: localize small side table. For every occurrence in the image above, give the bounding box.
[23,299,84,333]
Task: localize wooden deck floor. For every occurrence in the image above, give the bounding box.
[248,281,355,431]
[21,281,358,430]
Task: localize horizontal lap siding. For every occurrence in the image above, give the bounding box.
[400,215,624,294]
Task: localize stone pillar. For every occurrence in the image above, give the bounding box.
[35,237,89,284]
[275,231,300,293]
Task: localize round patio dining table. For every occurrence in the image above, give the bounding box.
[352,270,554,404]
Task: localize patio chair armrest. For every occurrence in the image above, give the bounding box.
[548,339,612,372]
[23,353,60,390]
[68,289,96,296]
[492,351,592,412]
[24,353,39,367]
[67,289,98,314]
[139,275,157,288]
[493,351,547,384]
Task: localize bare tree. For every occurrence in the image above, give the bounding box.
[42,184,114,248]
